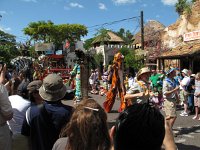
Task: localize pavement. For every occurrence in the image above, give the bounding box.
[62,93,200,150]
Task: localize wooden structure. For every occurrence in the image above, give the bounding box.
[158,43,200,73]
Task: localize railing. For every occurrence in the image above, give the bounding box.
[43,68,72,79]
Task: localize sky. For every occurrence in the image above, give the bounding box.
[0,0,180,43]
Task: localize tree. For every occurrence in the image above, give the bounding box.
[119,47,144,71]
[83,37,95,50]
[116,28,133,45]
[93,52,103,67]
[23,21,88,49]
[94,28,111,45]
[23,20,54,42]
[175,0,195,16]
[0,30,19,64]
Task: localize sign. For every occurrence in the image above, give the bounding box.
[45,50,54,55]
[35,43,54,51]
[56,50,63,55]
[183,30,200,42]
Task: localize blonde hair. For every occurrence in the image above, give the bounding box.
[196,72,200,80]
[61,99,111,150]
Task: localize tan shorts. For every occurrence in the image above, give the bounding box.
[194,96,200,107]
[179,90,188,102]
[163,99,177,117]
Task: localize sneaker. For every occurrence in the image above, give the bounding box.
[180,112,188,116]
[192,116,199,120]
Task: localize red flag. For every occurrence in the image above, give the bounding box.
[65,40,70,49]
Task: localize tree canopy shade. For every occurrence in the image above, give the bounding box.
[23,20,88,49]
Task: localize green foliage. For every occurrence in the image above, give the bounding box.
[116,28,133,45]
[175,0,194,16]
[119,47,130,56]
[94,28,111,45]
[0,30,19,64]
[83,37,95,50]
[23,21,88,49]
[93,52,103,66]
[119,47,144,70]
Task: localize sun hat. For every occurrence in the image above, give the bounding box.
[181,69,189,75]
[27,80,42,93]
[39,74,67,101]
[165,68,176,75]
[190,74,196,77]
[136,67,151,80]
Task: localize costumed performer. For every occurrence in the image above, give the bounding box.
[70,60,81,105]
[103,52,126,112]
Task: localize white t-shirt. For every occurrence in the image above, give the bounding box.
[180,76,190,90]
[128,77,134,88]
[8,95,30,135]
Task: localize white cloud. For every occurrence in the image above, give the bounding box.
[0,11,8,15]
[161,0,178,6]
[21,0,37,2]
[99,3,107,10]
[0,26,11,32]
[112,0,136,5]
[69,2,84,8]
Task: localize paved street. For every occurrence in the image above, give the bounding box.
[63,94,200,150]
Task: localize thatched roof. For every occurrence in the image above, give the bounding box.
[92,31,124,44]
[159,43,200,58]
[132,20,165,45]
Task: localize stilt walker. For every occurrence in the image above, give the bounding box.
[103,52,126,112]
[70,49,89,105]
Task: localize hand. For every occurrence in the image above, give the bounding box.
[0,64,6,84]
[109,126,115,150]
[163,120,177,150]
[174,86,179,92]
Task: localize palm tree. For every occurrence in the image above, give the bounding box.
[94,28,111,45]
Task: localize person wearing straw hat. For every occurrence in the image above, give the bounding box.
[124,67,151,106]
[162,68,179,128]
[21,74,73,150]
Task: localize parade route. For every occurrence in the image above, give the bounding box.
[63,94,200,150]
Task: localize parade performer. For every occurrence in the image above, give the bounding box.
[70,60,81,105]
[103,52,126,113]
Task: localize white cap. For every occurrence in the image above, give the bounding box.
[181,69,188,75]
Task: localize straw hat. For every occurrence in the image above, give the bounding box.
[136,67,151,80]
[39,74,67,101]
